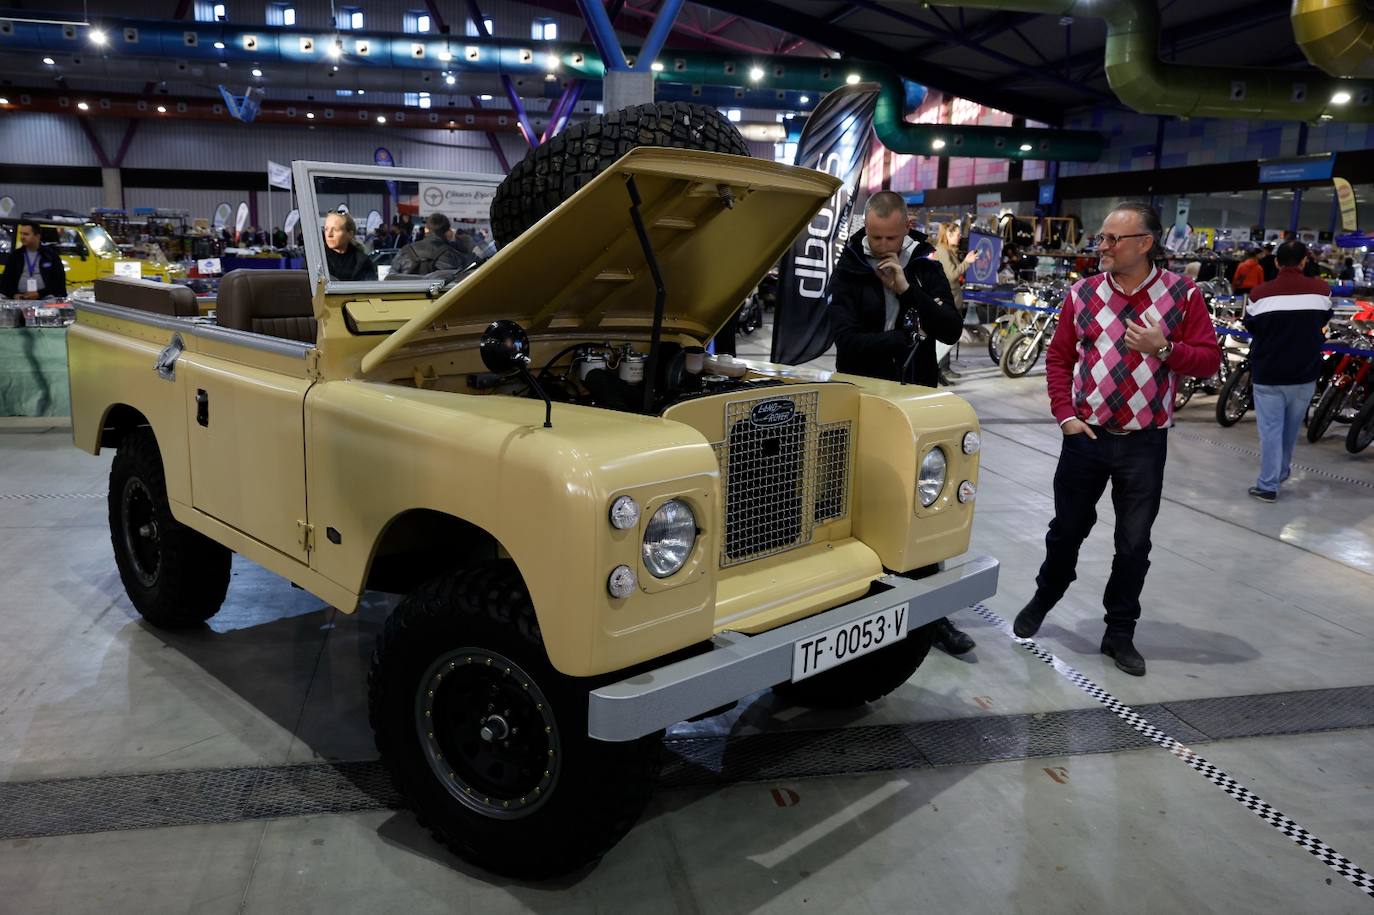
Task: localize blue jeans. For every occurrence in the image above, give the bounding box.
[1035,427,1168,638]
[1253,381,1316,493]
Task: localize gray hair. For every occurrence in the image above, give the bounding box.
[865,190,908,220]
[1110,201,1163,256]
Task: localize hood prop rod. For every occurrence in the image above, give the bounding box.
[625,175,667,415]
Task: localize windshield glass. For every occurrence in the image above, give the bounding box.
[83,225,119,257]
[297,162,501,294]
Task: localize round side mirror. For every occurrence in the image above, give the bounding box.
[479,319,531,374]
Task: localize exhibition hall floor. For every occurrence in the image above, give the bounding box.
[2,325,1372,913]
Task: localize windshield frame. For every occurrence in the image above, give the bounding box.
[292,160,502,297]
[83,224,119,257]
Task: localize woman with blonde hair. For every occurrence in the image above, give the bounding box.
[931,221,977,382]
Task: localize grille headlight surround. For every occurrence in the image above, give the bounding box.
[918,447,948,508]
[642,499,697,578]
[962,431,981,454]
[609,495,640,530]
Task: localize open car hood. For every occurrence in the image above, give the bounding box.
[359,147,842,374]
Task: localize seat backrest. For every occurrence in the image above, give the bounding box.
[215,269,315,343]
[94,276,197,317]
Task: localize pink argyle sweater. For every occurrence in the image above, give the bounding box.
[1046,267,1221,431]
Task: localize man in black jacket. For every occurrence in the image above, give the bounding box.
[1,221,67,299]
[390,213,475,277]
[830,191,974,655]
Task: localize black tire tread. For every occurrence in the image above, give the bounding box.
[490,101,750,248]
[367,562,660,879]
[1308,385,1344,443]
[1345,396,1374,453]
[108,428,231,628]
[1215,366,1252,427]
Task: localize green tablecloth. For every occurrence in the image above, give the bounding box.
[0,327,71,416]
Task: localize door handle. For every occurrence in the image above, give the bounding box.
[196,389,209,427]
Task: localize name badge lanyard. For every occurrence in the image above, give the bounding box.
[24,251,41,293]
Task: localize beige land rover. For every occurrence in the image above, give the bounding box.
[67,104,997,879]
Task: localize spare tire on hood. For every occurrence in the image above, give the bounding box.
[489,101,751,249]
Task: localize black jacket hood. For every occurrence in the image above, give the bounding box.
[838,227,934,275]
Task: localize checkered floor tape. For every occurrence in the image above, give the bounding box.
[971,603,1374,899]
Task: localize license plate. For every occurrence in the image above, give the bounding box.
[791,602,909,682]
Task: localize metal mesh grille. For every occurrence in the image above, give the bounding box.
[713,392,851,567]
[815,422,851,523]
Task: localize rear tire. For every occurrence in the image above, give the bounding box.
[490,102,750,248]
[775,624,937,709]
[1307,385,1345,443]
[1215,366,1252,427]
[108,428,231,628]
[368,562,660,879]
[1173,377,1197,411]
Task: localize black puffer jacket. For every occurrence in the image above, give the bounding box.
[830,228,962,386]
[390,235,474,277]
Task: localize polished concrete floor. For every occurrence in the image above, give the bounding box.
[1,323,1372,913]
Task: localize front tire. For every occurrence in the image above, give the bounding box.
[1215,366,1252,427]
[775,623,937,709]
[1346,396,1374,453]
[1000,330,1043,378]
[1307,384,1345,442]
[1174,376,1197,411]
[108,428,231,628]
[368,563,660,879]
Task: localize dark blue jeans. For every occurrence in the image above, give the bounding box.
[1035,427,1168,638]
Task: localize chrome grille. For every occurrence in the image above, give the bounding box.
[713,391,851,567]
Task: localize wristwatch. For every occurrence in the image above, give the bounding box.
[1155,341,1173,361]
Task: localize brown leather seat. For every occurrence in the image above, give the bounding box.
[93,276,197,317]
[215,269,316,343]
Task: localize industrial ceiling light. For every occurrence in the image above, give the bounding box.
[479,94,492,100]
[306,111,314,118]
[846,73,860,84]
[749,66,764,81]
[252,68,263,77]
[445,74,456,85]
[545,53,559,70]
[1019,143,1033,151]
[156,104,167,112]
[357,89,365,95]
[650,61,664,72]
[438,48,452,62]
[77,100,89,110]
[0,97,9,106]
[376,114,386,123]
[1331,90,1352,105]
[43,56,55,65]
[327,40,342,60]
[89,28,107,45]
[213,40,225,49]
[932,138,946,149]
[799,95,809,104]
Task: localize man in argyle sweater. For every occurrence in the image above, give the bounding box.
[1012,203,1221,676]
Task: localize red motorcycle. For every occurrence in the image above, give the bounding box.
[1308,324,1374,443]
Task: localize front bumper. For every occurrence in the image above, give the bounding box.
[587,554,999,741]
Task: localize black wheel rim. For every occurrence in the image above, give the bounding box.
[120,476,160,588]
[415,648,560,820]
[1225,375,1250,422]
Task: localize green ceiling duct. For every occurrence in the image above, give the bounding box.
[931,0,1374,121]
[1292,0,1374,79]
[869,70,1104,161]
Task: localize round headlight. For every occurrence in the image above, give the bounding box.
[609,495,640,530]
[607,564,637,598]
[962,431,981,455]
[958,480,977,503]
[918,447,947,507]
[642,499,696,578]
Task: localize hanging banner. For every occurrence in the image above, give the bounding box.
[770,82,880,366]
[267,160,293,191]
[0,196,13,218]
[1334,177,1358,232]
[283,208,300,237]
[213,202,231,230]
[365,209,383,234]
[234,202,249,232]
[418,181,497,221]
[976,192,1002,227]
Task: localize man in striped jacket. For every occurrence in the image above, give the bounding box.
[1242,240,1333,503]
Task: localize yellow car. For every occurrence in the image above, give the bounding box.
[0,216,185,290]
[68,145,997,879]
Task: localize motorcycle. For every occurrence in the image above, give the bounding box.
[1214,354,1254,426]
[1000,308,1059,378]
[1308,331,1374,443]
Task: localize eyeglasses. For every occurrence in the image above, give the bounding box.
[1091,232,1152,248]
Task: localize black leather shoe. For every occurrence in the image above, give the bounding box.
[932,617,976,655]
[1012,597,1050,639]
[1248,486,1277,503]
[1101,635,1146,676]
